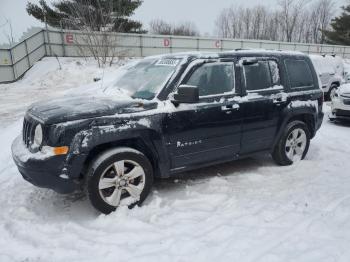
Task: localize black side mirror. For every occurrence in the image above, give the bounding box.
[173,85,199,104]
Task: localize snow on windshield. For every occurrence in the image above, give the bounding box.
[106,58,180,100]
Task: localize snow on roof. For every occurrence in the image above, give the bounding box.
[223,49,306,56]
[309,54,344,75]
[146,49,307,60]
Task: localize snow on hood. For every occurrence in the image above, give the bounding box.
[27,95,157,125]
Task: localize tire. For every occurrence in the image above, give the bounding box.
[87,147,153,214]
[272,121,310,166]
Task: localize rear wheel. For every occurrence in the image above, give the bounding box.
[272,121,310,166]
[87,147,153,214]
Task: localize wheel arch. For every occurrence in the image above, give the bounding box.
[286,114,315,137]
[82,137,160,179]
[76,127,167,179]
[273,111,317,150]
[331,81,340,87]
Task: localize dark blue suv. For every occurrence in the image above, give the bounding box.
[12,50,324,214]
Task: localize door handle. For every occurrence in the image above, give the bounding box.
[273,96,286,105]
[221,104,240,111]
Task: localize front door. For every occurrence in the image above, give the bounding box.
[163,60,243,171]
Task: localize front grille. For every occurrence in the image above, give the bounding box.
[336,109,350,117]
[344,99,350,105]
[22,118,35,147]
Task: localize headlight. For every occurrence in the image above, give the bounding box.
[31,124,43,149]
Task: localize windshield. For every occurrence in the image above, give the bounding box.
[108,58,181,100]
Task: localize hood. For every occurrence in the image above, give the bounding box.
[27,95,157,124]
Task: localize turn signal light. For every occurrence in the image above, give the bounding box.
[53,146,69,155]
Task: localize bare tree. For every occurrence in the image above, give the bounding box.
[317,0,335,43]
[173,21,199,36]
[215,5,277,40]
[214,0,335,44]
[61,0,130,67]
[149,19,200,36]
[215,8,235,38]
[0,19,15,46]
[149,19,172,35]
[278,0,310,42]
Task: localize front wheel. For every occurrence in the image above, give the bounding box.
[272,121,310,166]
[87,147,153,214]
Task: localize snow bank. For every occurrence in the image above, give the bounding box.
[2,107,350,262]
[0,57,128,127]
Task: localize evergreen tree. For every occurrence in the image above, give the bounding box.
[324,5,350,45]
[26,0,145,33]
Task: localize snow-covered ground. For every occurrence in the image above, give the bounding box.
[1,58,350,262]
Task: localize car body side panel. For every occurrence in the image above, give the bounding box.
[239,96,280,154]
[162,100,242,171]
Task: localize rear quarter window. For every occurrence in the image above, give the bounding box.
[285,59,314,89]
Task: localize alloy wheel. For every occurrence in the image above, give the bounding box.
[285,128,307,162]
[98,160,146,207]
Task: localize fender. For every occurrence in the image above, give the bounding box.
[65,117,170,179]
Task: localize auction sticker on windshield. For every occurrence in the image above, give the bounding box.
[155,59,180,67]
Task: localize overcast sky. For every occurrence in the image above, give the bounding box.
[0,0,347,45]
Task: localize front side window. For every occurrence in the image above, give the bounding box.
[184,62,235,97]
[243,59,281,91]
[285,59,314,88]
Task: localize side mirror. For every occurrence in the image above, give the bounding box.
[242,58,259,66]
[173,85,199,104]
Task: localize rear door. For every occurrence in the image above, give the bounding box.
[163,59,243,171]
[238,57,287,155]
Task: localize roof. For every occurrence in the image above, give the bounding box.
[147,49,308,61]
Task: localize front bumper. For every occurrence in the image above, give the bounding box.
[11,136,80,194]
[330,96,350,120]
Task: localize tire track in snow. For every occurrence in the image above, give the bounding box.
[244,194,350,262]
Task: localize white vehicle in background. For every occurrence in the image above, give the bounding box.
[310,54,344,99]
[343,60,350,83]
[330,84,350,121]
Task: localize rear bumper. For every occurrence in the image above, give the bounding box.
[11,136,80,194]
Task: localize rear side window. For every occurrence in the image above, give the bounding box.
[285,59,314,88]
[243,60,280,91]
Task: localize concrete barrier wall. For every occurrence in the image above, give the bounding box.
[1,28,350,83]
